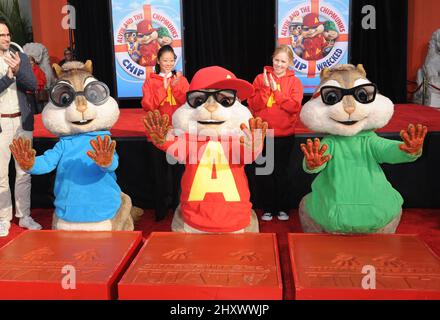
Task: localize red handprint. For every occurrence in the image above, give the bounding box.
[331,253,360,268]
[9,137,36,171]
[300,138,331,170]
[399,123,428,155]
[143,110,172,145]
[86,135,116,168]
[240,117,268,152]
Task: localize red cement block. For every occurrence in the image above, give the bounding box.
[118,232,282,300]
[0,230,143,300]
[288,233,440,300]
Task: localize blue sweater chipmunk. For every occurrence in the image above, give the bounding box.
[10,61,141,231]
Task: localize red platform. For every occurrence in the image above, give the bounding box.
[0,230,143,300]
[33,104,440,139]
[288,234,440,300]
[118,232,282,300]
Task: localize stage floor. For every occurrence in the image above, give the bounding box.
[1,208,439,300]
[33,104,440,138]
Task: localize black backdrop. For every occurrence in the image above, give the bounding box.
[68,0,408,104]
[350,0,408,103]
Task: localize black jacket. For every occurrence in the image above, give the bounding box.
[0,51,37,133]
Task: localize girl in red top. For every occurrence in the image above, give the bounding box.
[141,45,189,221]
[141,45,189,119]
[248,45,303,221]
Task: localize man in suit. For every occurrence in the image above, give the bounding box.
[0,19,40,237]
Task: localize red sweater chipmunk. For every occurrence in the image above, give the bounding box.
[143,66,267,233]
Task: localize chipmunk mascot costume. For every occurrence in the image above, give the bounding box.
[299,64,428,234]
[144,66,268,233]
[10,61,142,231]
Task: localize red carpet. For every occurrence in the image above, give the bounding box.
[33,104,440,138]
[1,208,439,300]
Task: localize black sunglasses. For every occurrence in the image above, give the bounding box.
[50,81,110,108]
[302,26,317,32]
[186,89,237,108]
[314,83,377,105]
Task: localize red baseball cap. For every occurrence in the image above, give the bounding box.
[303,13,323,28]
[189,66,254,100]
[137,20,156,35]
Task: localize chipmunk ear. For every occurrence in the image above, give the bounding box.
[356,64,367,77]
[52,64,63,78]
[320,68,332,80]
[84,60,93,74]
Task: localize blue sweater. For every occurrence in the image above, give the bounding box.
[29,131,121,222]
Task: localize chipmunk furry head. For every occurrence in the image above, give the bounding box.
[42,60,119,136]
[300,64,394,136]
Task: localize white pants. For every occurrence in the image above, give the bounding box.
[0,116,32,222]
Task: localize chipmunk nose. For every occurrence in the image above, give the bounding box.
[204,96,218,113]
[343,96,356,115]
[75,96,88,113]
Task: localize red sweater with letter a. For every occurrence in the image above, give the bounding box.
[153,133,261,233]
[248,67,303,137]
[141,72,190,120]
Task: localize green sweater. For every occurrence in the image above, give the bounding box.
[304,131,420,233]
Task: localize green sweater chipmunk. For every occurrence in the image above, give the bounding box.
[299,64,427,234]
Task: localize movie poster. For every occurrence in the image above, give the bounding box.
[277,0,350,94]
[111,0,183,98]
